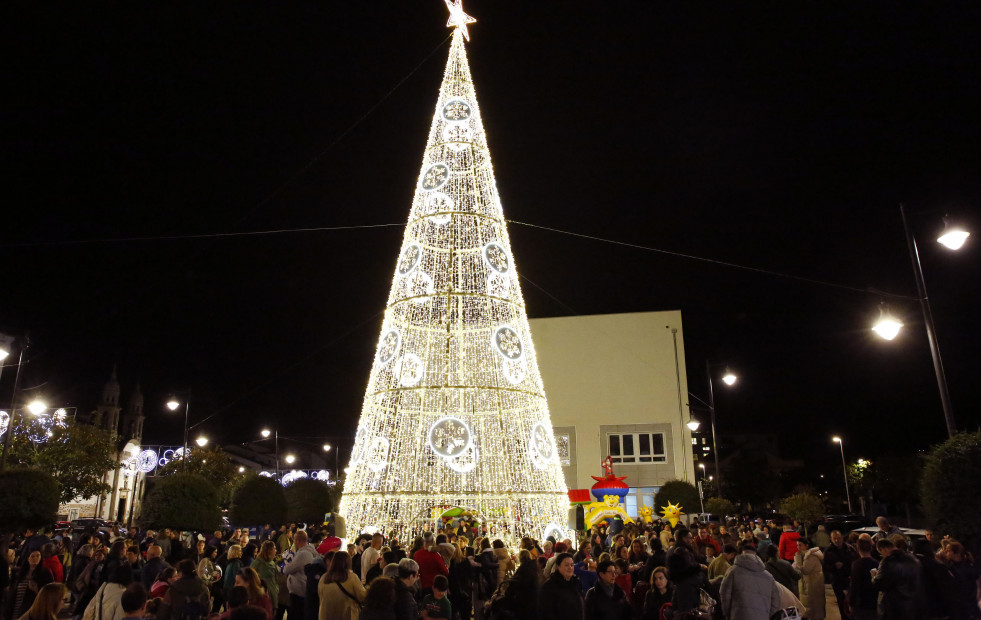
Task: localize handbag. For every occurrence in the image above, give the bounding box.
[771,607,802,620]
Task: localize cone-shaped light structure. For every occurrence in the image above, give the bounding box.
[339,19,570,544]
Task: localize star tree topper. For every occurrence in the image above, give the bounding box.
[444,0,477,41]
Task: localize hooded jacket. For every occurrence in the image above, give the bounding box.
[794,547,826,620]
[719,553,782,620]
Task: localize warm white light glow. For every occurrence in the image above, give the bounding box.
[698,463,706,471]
[195,436,208,447]
[285,454,296,464]
[873,316,903,340]
[27,400,47,415]
[340,29,570,546]
[722,371,737,386]
[938,228,969,250]
[261,429,271,438]
[323,443,332,452]
[832,436,842,443]
[166,399,180,411]
[0,348,8,361]
[238,466,245,473]
[687,420,701,431]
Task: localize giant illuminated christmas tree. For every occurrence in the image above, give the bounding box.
[339,0,570,544]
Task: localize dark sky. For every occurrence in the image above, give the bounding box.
[3,1,979,472]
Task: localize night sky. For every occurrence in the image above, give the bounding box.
[4,1,979,472]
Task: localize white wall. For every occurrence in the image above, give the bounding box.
[529,311,694,496]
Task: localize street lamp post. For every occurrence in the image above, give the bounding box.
[323,443,339,480]
[166,396,191,471]
[832,436,853,513]
[704,361,737,492]
[261,428,280,478]
[0,339,29,471]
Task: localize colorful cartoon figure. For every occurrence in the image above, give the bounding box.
[584,494,634,530]
[660,501,684,528]
[639,504,654,524]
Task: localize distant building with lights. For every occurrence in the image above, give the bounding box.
[59,367,147,524]
[529,311,696,519]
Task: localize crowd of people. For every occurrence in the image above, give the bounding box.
[2,514,979,620]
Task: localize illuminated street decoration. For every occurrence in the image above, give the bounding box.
[340,14,570,545]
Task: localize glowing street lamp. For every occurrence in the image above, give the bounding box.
[284,454,296,465]
[195,436,209,448]
[721,368,737,386]
[322,443,331,452]
[27,399,48,415]
[832,436,853,513]
[261,429,272,438]
[165,395,192,471]
[872,303,903,341]
[937,217,970,250]
[687,419,701,432]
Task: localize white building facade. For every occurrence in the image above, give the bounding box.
[529,311,695,519]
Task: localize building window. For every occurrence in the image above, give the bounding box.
[625,487,660,518]
[555,433,571,466]
[608,432,666,464]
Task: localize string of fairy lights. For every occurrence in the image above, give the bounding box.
[338,21,571,544]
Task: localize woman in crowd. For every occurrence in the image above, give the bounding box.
[358,577,396,620]
[16,583,66,620]
[223,545,245,601]
[642,566,674,620]
[234,567,273,620]
[82,561,133,620]
[250,541,280,618]
[7,551,54,620]
[317,552,366,620]
[151,568,177,599]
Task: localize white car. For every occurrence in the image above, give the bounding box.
[850,526,928,542]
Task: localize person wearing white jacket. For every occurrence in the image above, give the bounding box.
[284,531,319,620]
[83,563,131,620]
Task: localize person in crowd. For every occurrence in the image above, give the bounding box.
[944,541,981,620]
[414,534,449,601]
[150,567,177,599]
[420,574,451,620]
[157,560,209,620]
[141,545,170,592]
[763,545,799,599]
[284,530,318,620]
[665,528,705,617]
[776,525,799,562]
[447,539,472,620]
[316,529,342,557]
[472,538,498,620]
[911,538,955,620]
[540,553,583,620]
[793,538,825,620]
[234,567,273,620]
[719,540,782,620]
[872,517,901,543]
[217,586,249,620]
[359,577,396,620]
[8,550,55,620]
[871,538,920,620]
[811,525,831,550]
[124,547,143,585]
[393,559,419,620]
[584,559,631,620]
[847,538,878,620]
[821,529,856,620]
[207,532,224,557]
[187,540,206,567]
[39,544,63,585]
[82,560,133,620]
[627,539,648,582]
[156,531,172,562]
[250,541,280,618]
[693,528,720,561]
[707,544,736,583]
[491,540,514,587]
[359,534,384,587]
[542,542,568,580]
[434,535,456,569]
[497,555,539,620]
[318,551,365,620]
[574,555,599,594]
[223,546,245,601]
[642,566,673,620]
[119,584,147,620]
[16,583,66,620]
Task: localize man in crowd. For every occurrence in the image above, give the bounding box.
[848,537,878,620]
[142,544,170,591]
[284,530,318,620]
[360,532,384,585]
[872,516,900,542]
[693,527,721,560]
[719,540,782,620]
[822,529,857,620]
[395,558,420,620]
[871,538,921,620]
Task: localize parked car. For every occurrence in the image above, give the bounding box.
[850,526,928,543]
[815,514,871,534]
[71,517,110,532]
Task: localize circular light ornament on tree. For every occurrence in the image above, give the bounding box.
[487,273,511,298]
[406,270,435,300]
[492,326,524,361]
[441,98,473,122]
[428,416,473,460]
[482,242,510,274]
[442,124,472,152]
[446,442,479,473]
[376,329,402,365]
[424,192,453,225]
[421,164,450,191]
[366,437,390,473]
[529,422,555,470]
[0,411,9,439]
[397,244,423,277]
[542,523,568,544]
[349,427,368,465]
[501,359,526,386]
[395,353,425,387]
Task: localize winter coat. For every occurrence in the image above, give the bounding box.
[285,544,318,596]
[304,559,328,620]
[765,557,800,598]
[915,552,956,619]
[872,550,921,620]
[641,586,673,620]
[949,559,981,620]
[821,542,857,588]
[474,548,499,599]
[414,548,449,590]
[540,571,584,620]
[82,583,126,620]
[718,553,782,620]
[666,543,704,614]
[493,548,514,585]
[317,571,366,620]
[142,557,172,591]
[777,531,800,561]
[584,582,631,620]
[251,557,280,608]
[393,579,418,620]
[707,554,731,582]
[157,575,211,620]
[793,547,826,620]
[222,559,244,592]
[42,556,63,583]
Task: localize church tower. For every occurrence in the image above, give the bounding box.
[97,365,122,434]
[122,380,145,441]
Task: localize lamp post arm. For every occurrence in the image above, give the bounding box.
[0,346,28,471]
[900,203,956,437]
[705,360,722,492]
